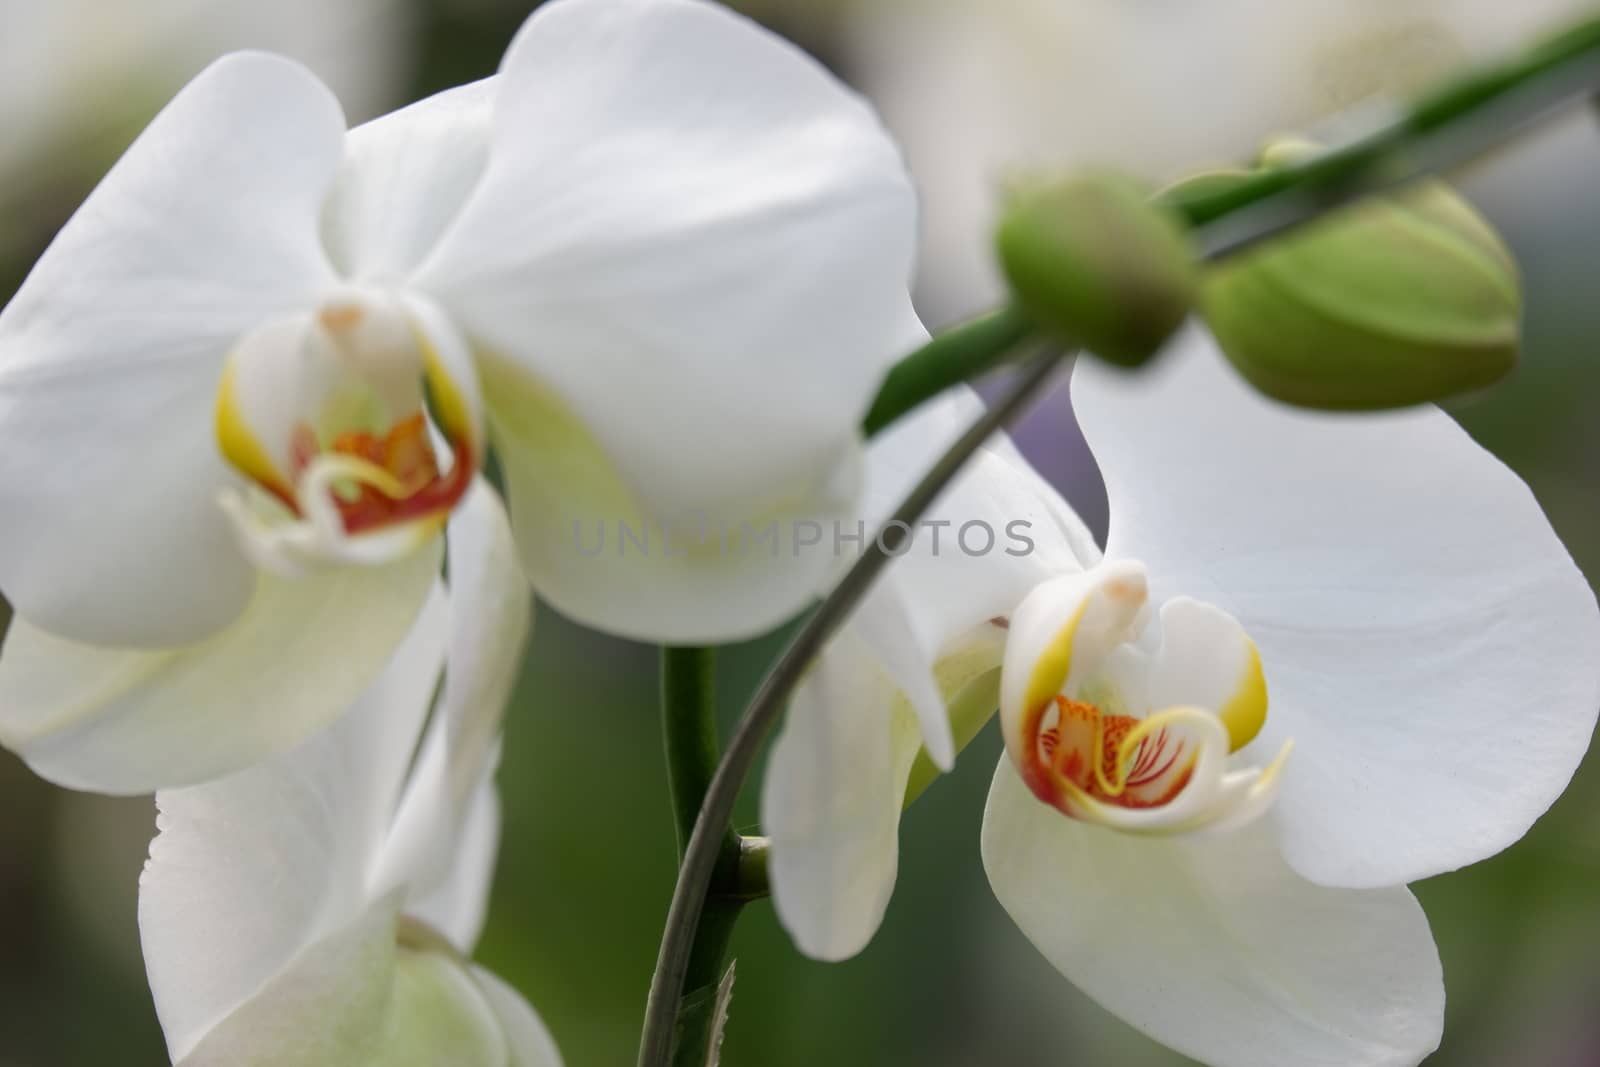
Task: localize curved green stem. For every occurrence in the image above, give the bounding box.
[660,646,727,860]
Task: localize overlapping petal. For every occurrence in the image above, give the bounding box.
[323,78,498,283]
[763,624,925,962]
[472,968,566,1067]
[140,591,449,1061]
[375,483,527,906]
[1073,331,1600,887]
[0,539,440,793]
[417,0,918,641]
[983,759,1444,1067]
[176,905,513,1067]
[0,52,345,646]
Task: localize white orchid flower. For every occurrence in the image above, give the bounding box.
[0,0,917,793]
[763,330,1600,1067]
[138,485,557,1066]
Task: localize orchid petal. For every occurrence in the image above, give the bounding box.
[141,592,449,1062]
[408,776,502,955]
[175,904,512,1067]
[0,52,344,646]
[0,539,440,794]
[418,0,917,640]
[480,350,863,642]
[373,482,523,915]
[983,758,1444,1067]
[1073,330,1600,887]
[762,628,924,961]
[471,966,566,1067]
[323,78,497,283]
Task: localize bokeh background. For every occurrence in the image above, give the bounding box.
[3,1,1600,1064]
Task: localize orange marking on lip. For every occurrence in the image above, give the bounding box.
[285,412,474,535]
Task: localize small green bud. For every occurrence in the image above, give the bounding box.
[1187,160,1522,410]
[996,171,1198,367]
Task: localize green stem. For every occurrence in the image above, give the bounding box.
[669,896,741,1067]
[659,647,745,1067]
[660,646,725,859]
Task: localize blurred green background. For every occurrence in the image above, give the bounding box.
[2,1,1599,1064]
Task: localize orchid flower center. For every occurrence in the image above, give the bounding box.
[214,288,483,575]
[1000,560,1293,836]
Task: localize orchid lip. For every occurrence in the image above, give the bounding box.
[1001,563,1293,836]
[212,289,485,575]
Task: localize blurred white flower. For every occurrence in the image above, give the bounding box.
[138,484,558,1066]
[846,0,1595,319]
[763,330,1600,1066]
[0,0,410,182]
[0,0,918,793]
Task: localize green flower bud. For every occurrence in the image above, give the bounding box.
[996,171,1198,367]
[1188,159,1522,410]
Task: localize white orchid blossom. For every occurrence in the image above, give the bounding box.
[0,0,918,793]
[138,484,557,1066]
[763,330,1600,1067]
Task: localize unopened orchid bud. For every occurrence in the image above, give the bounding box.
[996,171,1198,367]
[1185,149,1522,410]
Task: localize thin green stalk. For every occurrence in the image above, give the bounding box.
[660,646,725,860]
[659,647,745,1067]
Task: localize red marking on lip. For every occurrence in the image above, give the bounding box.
[282,412,474,535]
[1022,696,1196,815]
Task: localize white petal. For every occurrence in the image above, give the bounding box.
[374,483,523,914]
[0,52,345,646]
[1073,331,1600,887]
[173,904,401,1067]
[324,78,498,282]
[850,571,956,770]
[471,966,566,1067]
[983,759,1444,1067]
[407,776,502,955]
[176,905,513,1067]
[862,384,1092,644]
[0,539,441,794]
[418,0,917,636]
[141,594,449,1062]
[439,483,531,807]
[843,384,1090,770]
[481,349,865,642]
[762,628,924,961]
[1147,597,1268,752]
